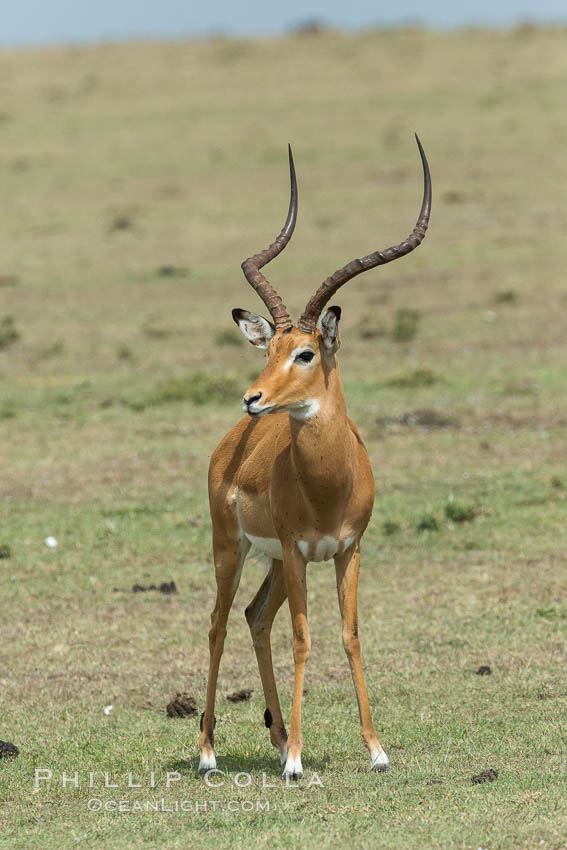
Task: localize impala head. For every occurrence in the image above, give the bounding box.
[234,137,432,419]
[233,306,342,419]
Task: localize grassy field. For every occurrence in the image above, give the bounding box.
[1,25,567,849]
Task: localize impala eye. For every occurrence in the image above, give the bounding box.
[294,350,315,364]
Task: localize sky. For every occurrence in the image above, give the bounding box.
[2,0,567,47]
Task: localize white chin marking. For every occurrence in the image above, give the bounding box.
[370,748,389,772]
[283,752,303,780]
[246,405,274,417]
[198,752,217,773]
[289,399,320,420]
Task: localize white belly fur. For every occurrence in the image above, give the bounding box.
[245,534,283,560]
[245,533,355,563]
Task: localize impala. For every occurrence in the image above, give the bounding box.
[198,136,431,780]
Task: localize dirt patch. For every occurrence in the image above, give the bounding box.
[376,409,459,430]
[132,581,177,594]
[471,768,498,784]
[385,368,438,389]
[476,665,492,676]
[166,693,198,718]
[0,275,19,287]
[0,740,19,759]
[471,411,567,431]
[157,265,189,278]
[109,214,133,232]
[226,688,253,702]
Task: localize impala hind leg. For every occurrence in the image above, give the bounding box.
[245,559,288,765]
[334,544,389,772]
[198,536,250,773]
[282,546,309,780]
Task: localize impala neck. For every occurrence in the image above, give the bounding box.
[288,359,354,493]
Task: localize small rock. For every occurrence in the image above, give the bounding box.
[45,536,58,549]
[103,705,113,716]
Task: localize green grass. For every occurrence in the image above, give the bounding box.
[1,25,567,850]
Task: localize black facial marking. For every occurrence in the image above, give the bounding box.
[282,326,293,335]
[264,708,273,728]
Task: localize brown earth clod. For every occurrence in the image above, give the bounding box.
[476,665,492,676]
[0,740,19,759]
[132,581,177,594]
[226,689,253,703]
[166,693,197,718]
[471,768,498,784]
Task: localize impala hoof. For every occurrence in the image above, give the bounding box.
[370,748,390,772]
[282,752,303,781]
[198,751,217,774]
[282,768,303,781]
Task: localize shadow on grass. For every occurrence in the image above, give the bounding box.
[166,753,332,777]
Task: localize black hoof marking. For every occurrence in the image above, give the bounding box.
[200,712,216,732]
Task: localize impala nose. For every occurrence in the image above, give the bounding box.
[243,391,262,412]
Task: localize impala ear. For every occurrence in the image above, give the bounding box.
[232,309,275,349]
[320,305,341,353]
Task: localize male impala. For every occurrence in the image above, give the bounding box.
[198,136,431,780]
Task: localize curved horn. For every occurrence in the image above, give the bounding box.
[297,134,431,334]
[241,145,297,330]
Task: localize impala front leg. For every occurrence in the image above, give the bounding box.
[335,543,389,772]
[198,535,249,774]
[282,544,309,780]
